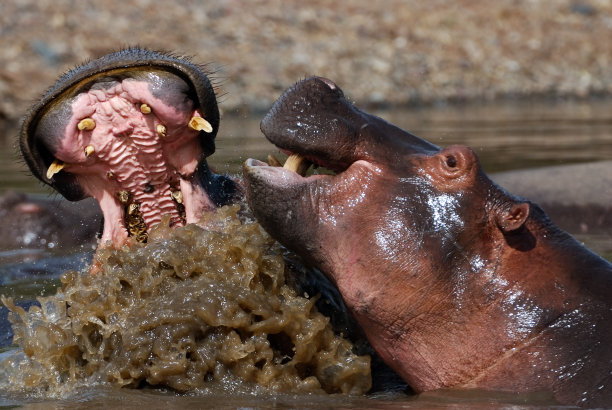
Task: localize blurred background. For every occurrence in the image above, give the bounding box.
[1,0,611,125]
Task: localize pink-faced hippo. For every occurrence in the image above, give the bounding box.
[243,76,612,407]
[19,47,241,249]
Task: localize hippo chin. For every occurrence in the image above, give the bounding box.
[243,76,612,406]
[20,48,240,248]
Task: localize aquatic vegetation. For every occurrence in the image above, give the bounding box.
[0,205,370,397]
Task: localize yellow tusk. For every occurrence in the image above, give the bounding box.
[170,190,183,204]
[156,124,167,137]
[128,203,140,215]
[267,154,282,167]
[84,145,95,157]
[140,103,152,114]
[46,159,65,179]
[77,118,96,131]
[188,116,213,133]
[117,190,130,204]
[283,154,310,176]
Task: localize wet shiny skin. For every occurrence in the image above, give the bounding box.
[244,76,612,407]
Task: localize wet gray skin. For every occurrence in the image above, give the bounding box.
[20,48,240,247]
[243,76,612,407]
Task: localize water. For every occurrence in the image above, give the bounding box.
[0,99,610,408]
[208,98,612,176]
[3,99,611,191]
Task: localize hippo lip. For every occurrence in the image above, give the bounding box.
[244,145,354,185]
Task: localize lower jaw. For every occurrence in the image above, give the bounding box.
[98,153,312,248]
[97,177,217,248]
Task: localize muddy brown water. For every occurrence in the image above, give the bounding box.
[0,99,611,408]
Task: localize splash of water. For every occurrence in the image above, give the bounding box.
[0,205,371,397]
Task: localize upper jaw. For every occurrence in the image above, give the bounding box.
[19,48,230,247]
[20,48,220,200]
[258,76,362,173]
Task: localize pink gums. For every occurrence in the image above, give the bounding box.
[52,78,215,247]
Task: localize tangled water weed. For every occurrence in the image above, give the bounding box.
[0,205,371,397]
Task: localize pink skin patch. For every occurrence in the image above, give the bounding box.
[52,78,215,247]
[14,203,43,214]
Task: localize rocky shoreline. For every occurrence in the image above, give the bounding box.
[1,0,611,137]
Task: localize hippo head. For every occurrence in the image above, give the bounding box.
[244,76,531,311]
[244,77,612,403]
[20,48,240,247]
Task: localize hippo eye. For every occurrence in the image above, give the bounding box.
[445,155,457,168]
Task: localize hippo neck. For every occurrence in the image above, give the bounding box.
[460,208,612,400]
[496,205,612,304]
[357,206,612,396]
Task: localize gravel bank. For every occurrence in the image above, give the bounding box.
[1,0,611,132]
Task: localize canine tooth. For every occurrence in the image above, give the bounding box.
[188,116,213,133]
[46,159,65,179]
[267,154,282,167]
[107,171,115,179]
[283,154,310,176]
[77,118,96,131]
[140,103,151,114]
[170,190,183,204]
[156,124,167,137]
[117,190,130,204]
[84,145,95,157]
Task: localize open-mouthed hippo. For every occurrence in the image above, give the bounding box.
[243,76,612,407]
[20,47,240,248]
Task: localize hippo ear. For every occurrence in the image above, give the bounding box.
[495,202,530,233]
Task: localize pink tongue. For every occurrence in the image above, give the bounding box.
[52,78,216,247]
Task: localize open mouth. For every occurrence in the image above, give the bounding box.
[247,148,351,184]
[19,48,238,248]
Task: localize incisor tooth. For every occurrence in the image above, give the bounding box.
[140,103,151,114]
[283,154,310,176]
[84,145,95,157]
[188,116,213,133]
[156,124,167,137]
[77,118,96,131]
[46,159,65,179]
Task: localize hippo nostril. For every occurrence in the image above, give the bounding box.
[446,156,457,168]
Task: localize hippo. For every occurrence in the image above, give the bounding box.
[15,49,412,392]
[19,47,240,249]
[243,76,612,407]
[0,191,100,254]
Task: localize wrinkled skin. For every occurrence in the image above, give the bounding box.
[243,76,612,407]
[20,48,240,248]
